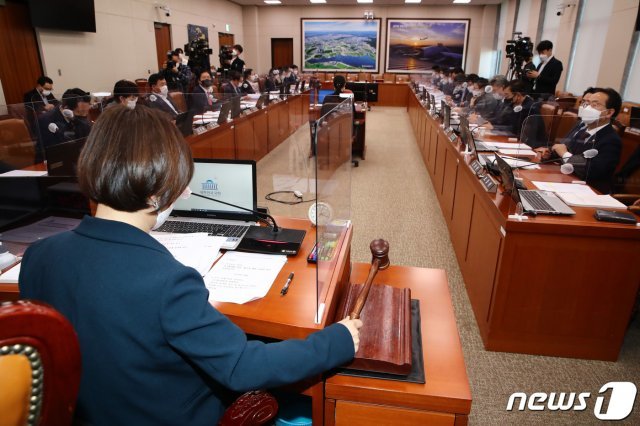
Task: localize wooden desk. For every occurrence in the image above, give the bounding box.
[325,264,472,425]
[407,92,640,361]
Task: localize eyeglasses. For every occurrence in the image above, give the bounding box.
[581,100,606,110]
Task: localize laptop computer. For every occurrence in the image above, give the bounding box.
[255,93,269,109]
[459,116,497,152]
[300,80,306,92]
[217,101,232,125]
[230,96,241,119]
[175,111,194,137]
[154,159,257,249]
[45,138,87,176]
[494,154,575,216]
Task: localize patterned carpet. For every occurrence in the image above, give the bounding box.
[258,106,640,424]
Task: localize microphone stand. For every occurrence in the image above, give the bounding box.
[191,192,280,232]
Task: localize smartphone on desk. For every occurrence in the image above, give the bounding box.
[593,209,638,225]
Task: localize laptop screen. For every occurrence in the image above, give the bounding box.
[494,154,520,204]
[173,159,257,221]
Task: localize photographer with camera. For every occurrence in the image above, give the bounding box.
[185,38,213,74]
[229,45,245,73]
[526,40,563,100]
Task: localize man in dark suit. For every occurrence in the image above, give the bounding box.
[147,73,181,120]
[229,44,245,73]
[23,76,59,115]
[526,40,563,100]
[37,88,92,150]
[545,88,623,193]
[189,70,219,115]
[503,80,546,147]
[221,71,243,98]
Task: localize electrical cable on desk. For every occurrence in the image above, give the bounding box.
[265,191,314,205]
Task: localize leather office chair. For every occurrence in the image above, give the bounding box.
[168,91,187,114]
[0,300,278,426]
[395,74,409,84]
[325,73,335,83]
[135,79,149,95]
[383,73,396,83]
[553,111,579,144]
[314,72,326,83]
[555,96,577,112]
[0,118,36,169]
[258,77,266,93]
[0,300,81,426]
[358,72,372,82]
[539,103,559,142]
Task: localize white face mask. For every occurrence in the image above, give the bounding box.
[232,50,238,56]
[493,93,504,100]
[42,89,52,96]
[61,108,74,120]
[160,85,169,96]
[472,89,482,97]
[513,105,523,113]
[462,82,468,88]
[539,54,549,62]
[152,203,175,231]
[127,99,137,110]
[578,105,603,125]
[578,104,585,117]
[485,86,493,94]
[252,75,258,82]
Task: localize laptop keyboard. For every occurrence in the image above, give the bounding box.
[156,221,249,238]
[520,191,555,212]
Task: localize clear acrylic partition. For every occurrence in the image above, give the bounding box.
[312,98,352,323]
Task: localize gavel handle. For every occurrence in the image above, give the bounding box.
[349,258,381,320]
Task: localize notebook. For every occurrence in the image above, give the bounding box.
[494,154,575,216]
[155,159,258,250]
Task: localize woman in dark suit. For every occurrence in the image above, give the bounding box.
[19,105,362,426]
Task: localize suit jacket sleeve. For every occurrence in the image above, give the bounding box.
[567,128,621,182]
[536,59,563,89]
[160,269,354,392]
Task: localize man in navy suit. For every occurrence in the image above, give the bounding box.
[147,73,181,120]
[189,70,219,114]
[546,88,622,193]
[23,76,59,115]
[221,71,243,98]
[19,105,362,426]
[526,40,563,100]
[37,88,92,150]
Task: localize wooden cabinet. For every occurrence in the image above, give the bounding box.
[332,401,455,426]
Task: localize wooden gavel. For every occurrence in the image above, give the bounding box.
[349,239,390,320]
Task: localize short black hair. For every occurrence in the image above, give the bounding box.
[454,74,466,83]
[475,78,489,88]
[453,67,464,75]
[61,88,91,110]
[506,79,529,95]
[233,44,243,53]
[243,68,253,80]
[466,73,479,83]
[595,88,622,118]
[536,40,553,53]
[582,86,600,97]
[174,48,184,55]
[198,69,211,80]
[113,80,138,100]
[37,76,53,86]
[148,73,165,87]
[228,70,241,82]
[333,75,346,90]
[291,64,299,70]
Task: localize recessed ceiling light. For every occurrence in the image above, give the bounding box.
[357,0,373,3]
[453,0,471,3]
[264,0,281,4]
[310,0,326,3]
[405,0,422,3]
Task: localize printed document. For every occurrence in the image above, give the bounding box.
[151,233,225,276]
[532,182,596,195]
[204,252,287,304]
[0,217,80,244]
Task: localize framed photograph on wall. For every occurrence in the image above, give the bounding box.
[187,24,209,44]
[385,19,470,73]
[301,18,381,73]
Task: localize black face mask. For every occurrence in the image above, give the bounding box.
[201,79,213,88]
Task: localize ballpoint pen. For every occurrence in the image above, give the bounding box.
[280,272,295,296]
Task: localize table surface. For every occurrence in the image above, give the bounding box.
[325,263,472,416]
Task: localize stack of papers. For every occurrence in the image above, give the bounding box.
[0,262,21,283]
[532,182,596,195]
[498,148,537,157]
[555,193,627,209]
[487,142,532,150]
[0,170,48,177]
[204,252,287,304]
[481,155,540,170]
[151,233,225,276]
[0,217,80,244]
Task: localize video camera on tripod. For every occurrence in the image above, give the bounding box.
[505,32,533,80]
[184,38,213,71]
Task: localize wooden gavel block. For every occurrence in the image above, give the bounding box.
[337,239,412,375]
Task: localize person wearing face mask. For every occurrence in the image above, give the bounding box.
[37,88,93,149]
[526,40,563,100]
[110,80,139,110]
[451,74,468,106]
[468,78,497,118]
[520,53,536,94]
[240,69,257,94]
[497,80,545,145]
[171,49,193,92]
[189,70,219,115]
[19,105,363,425]
[265,68,281,92]
[24,76,59,115]
[480,75,512,124]
[229,44,245,73]
[221,71,244,98]
[540,88,622,193]
[290,65,300,83]
[147,73,181,119]
[163,60,183,92]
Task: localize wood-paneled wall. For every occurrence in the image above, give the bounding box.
[0,1,43,105]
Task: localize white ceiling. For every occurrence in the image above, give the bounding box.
[230,0,502,6]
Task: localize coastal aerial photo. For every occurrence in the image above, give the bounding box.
[302,19,380,72]
[386,20,469,73]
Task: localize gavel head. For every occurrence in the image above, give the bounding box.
[370,239,390,270]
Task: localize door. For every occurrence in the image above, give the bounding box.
[154,23,172,71]
[271,38,293,69]
[0,1,44,104]
[218,33,234,49]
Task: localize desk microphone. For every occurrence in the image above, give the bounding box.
[559,148,599,175]
[188,189,306,255]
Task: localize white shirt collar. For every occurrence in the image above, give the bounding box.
[586,122,608,136]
